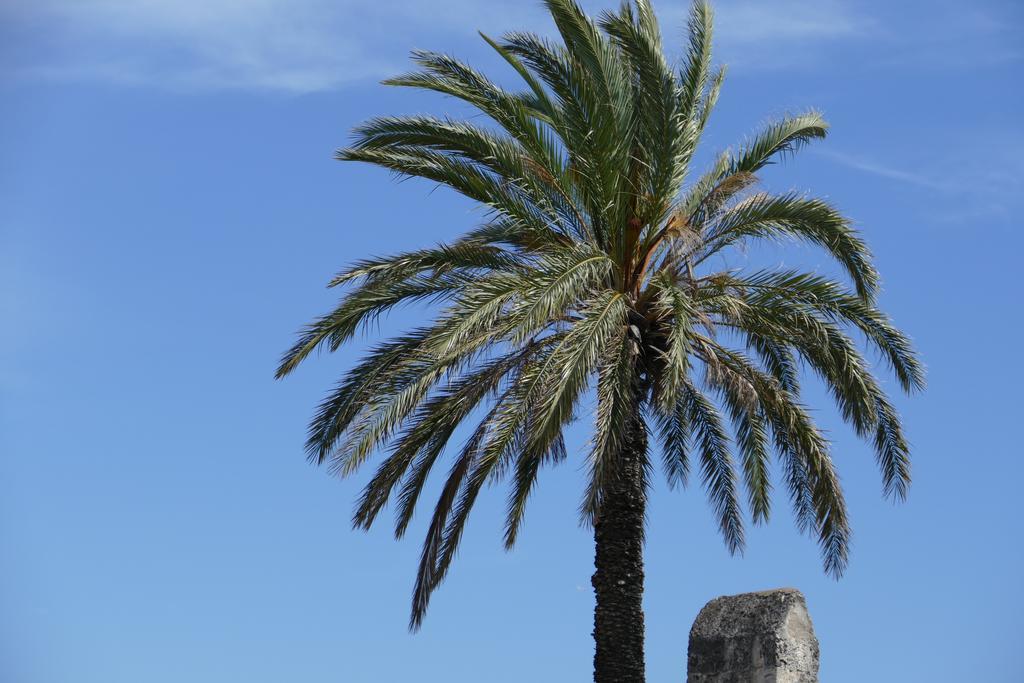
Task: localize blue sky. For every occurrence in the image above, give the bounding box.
[1,1,1022,681]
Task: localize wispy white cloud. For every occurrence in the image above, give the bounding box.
[4,0,362,92]
[1,0,1019,92]
[661,0,1020,72]
[867,2,1023,70]
[641,0,877,71]
[814,150,952,192]
[815,141,1024,224]
[0,0,541,92]
[715,1,869,42]
[700,0,873,68]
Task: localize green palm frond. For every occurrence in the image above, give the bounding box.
[652,394,690,489]
[729,112,830,175]
[696,192,880,299]
[279,0,921,629]
[684,378,744,552]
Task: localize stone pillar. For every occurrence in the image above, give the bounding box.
[687,588,819,683]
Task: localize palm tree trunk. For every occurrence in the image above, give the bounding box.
[592,414,647,683]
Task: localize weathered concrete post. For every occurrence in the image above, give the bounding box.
[687,588,819,682]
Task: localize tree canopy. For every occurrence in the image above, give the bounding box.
[277,0,924,630]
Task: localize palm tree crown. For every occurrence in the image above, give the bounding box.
[277,0,923,633]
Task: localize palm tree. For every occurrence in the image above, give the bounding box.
[277,1,923,681]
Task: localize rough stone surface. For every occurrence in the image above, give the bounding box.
[687,588,819,683]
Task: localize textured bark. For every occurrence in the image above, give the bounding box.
[592,416,647,683]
